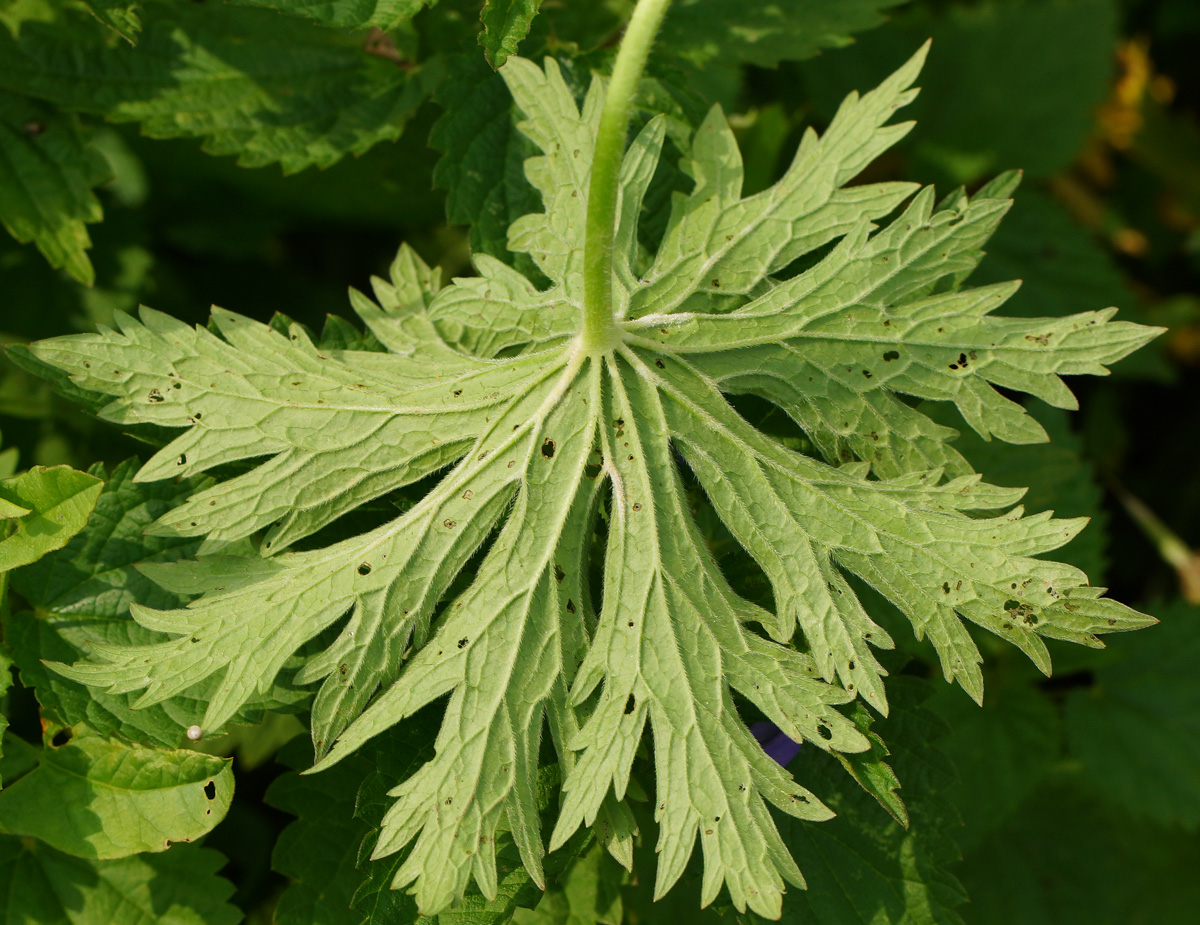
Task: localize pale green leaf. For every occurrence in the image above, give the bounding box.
[0,465,103,573]
[27,46,1156,918]
[0,93,108,285]
[0,730,233,858]
[3,459,308,747]
[0,837,241,925]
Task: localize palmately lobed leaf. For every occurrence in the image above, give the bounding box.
[27,44,1158,919]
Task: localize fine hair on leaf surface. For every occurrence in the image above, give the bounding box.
[25,35,1159,920]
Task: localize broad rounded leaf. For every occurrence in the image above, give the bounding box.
[0,732,233,858]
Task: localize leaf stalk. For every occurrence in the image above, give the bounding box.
[581,0,673,352]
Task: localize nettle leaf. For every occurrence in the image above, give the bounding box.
[0,3,438,174]
[3,459,308,747]
[0,464,103,573]
[659,0,906,67]
[233,0,433,31]
[28,47,1156,917]
[0,728,232,858]
[81,0,143,44]
[479,0,544,68]
[0,837,240,925]
[0,93,109,286]
[1065,600,1200,830]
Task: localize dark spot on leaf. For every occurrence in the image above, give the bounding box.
[554,564,565,583]
[148,389,164,403]
[655,359,665,369]
[458,637,468,649]
[883,350,899,361]
[177,454,187,466]
[453,389,462,397]
[444,519,456,529]
[632,502,642,512]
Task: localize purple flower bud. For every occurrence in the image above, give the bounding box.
[750,721,802,767]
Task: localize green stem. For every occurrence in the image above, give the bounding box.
[581,0,673,352]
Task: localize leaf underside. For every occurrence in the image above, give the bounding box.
[28,46,1156,919]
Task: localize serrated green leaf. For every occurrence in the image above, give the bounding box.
[233,0,432,30]
[81,0,142,43]
[924,399,1110,582]
[27,46,1157,917]
[0,93,108,285]
[0,837,241,925]
[1065,600,1200,830]
[659,0,905,67]
[0,465,102,572]
[479,0,543,68]
[4,459,308,747]
[0,729,233,858]
[0,3,439,174]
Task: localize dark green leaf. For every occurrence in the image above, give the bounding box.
[0,93,108,285]
[1066,600,1200,830]
[0,836,241,925]
[479,0,544,68]
[659,0,905,67]
[81,0,142,43]
[0,3,440,174]
[233,0,432,31]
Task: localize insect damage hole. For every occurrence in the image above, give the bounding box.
[204,780,217,800]
[541,438,556,459]
[623,695,636,715]
[357,562,372,576]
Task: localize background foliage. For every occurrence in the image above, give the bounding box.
[1,0,1198,922]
